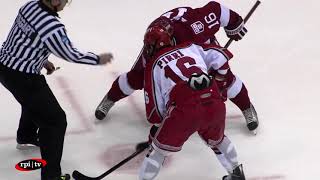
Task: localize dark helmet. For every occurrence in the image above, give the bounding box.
[143,17,175,57]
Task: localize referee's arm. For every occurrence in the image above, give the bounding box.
[44,27,100,65]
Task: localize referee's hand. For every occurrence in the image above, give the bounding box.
[44,61,56,75]
[98,53,113,65]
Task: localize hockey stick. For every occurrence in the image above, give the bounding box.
[224,0,261,48]
[72,145,148,180]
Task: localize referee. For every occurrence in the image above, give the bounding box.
[0,0,112,180]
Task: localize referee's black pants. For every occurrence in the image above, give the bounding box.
[17,106,39,144]
[0,64,67,179]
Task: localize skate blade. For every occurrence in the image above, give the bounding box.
[16,144,39,150]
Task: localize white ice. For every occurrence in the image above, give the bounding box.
[1,0,320,180]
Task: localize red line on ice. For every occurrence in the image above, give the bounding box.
[56,76,92,132]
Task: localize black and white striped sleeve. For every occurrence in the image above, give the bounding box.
[43,26,100,65]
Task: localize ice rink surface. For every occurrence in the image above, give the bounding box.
[1,0,320,179]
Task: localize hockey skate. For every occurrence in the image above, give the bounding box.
[222,164,245,180]
[16,138,39,150]
[242,103,259,134]
[95,95,115,120]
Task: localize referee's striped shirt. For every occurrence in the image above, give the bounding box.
[0,0,100,74]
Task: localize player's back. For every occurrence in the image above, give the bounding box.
[144,41,229,123]
[147,42,227,106]
[151,42,208,94]
[161,1,229,44]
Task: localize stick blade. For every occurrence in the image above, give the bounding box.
[72,170,97,180]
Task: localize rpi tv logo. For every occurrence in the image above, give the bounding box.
[15,158,47,171]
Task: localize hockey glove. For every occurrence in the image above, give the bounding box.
[44,61,56,75]
[214,74,228,101]
[98,53,113,65]
[136,125,159,151]
[224,18,247,41]
[210,69,228,101]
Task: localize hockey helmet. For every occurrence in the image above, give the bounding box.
[143,17,175,57]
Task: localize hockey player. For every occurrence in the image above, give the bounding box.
[139,20,246,180]
[95,1,259,134]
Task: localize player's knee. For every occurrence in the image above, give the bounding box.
[227,75,243,98]
[126,69,144,90]
[201,133,225,149]
[118,73,136,95]
[139,143,169,180]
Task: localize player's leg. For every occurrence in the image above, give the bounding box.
[95,48,145,120]
[199,100,246,180]
[210,39,258,133]
[228,81,258,132]
[201,134,246,180]
[201,131,246,179]
[139,104,197,179]
[224,69,259,133]
[214,137,246,180]
[139,143,168,180]
[95,75,126,120]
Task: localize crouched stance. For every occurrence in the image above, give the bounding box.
[139,22,246,180]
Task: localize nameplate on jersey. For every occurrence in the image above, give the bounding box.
[16,13,37,41]
[157,50,185,69]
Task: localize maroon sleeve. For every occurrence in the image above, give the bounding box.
[225,10,243,30]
